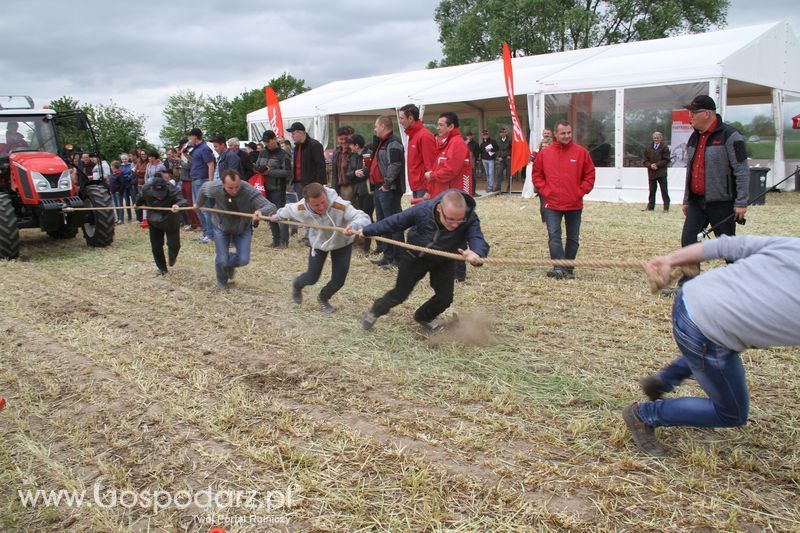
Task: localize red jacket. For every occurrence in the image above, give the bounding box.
[531,141,595,210]
[427,128,472,198]
[405,121,438,194]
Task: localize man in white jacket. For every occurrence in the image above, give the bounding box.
[271,183,371,313]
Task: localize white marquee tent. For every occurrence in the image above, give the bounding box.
[247,21,800,201]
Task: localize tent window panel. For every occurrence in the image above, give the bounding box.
[544,91,615,167]
[623,82,708,168]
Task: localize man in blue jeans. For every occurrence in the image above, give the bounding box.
[369,115,406,268]
[188,127,217,244]
[531,121,595,279]
[624,235,800,456]
[194,170,276,288]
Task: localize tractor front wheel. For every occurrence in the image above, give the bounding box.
[0,193,20,260]
[82,185,115,248]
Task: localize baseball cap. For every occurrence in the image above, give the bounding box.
[286,122,306,133]
[262,130,277,141]
[684,95,716,112]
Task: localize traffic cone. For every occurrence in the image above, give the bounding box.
[0,397,6,411]
[140,219,149,229]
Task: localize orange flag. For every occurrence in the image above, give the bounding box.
[502,43,530,175]
[265,86,284,137]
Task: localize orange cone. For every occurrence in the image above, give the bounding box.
[0,397,6,411]
[140,219,149,229]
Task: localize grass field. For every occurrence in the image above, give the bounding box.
[1,192,799,531]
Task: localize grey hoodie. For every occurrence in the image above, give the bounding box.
[275,186,371,252]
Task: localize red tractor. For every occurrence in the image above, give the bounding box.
[0,95,115,259]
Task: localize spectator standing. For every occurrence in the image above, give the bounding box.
[349,134,374,255]
[255,130,292,248]
[118,154,135,223]
[188,128,216,244]
[531,120,596,279]
[673,94,749,288]
[642,131,671,211]
[398,103,437,200]
[495,127,512,192]
[465,132,480,183]
[288,122,326,246]
[109,160,124,224]
[478,130,498,194]
[132,150,148,222]
[228,138,253,180]
[369,115,406,268]
[331,126,355,200]
[212,135,242,179]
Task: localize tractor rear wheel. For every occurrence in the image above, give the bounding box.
[82,185,115,247]
[47,227,78,239]
[0,193,20,260]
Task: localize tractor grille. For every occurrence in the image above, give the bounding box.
[42,172,62,188]
[39,191,72,200]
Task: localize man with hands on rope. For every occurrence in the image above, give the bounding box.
[624,235,800,457]
[136,170,188,276]
[356,189,489,333]
[270,183,371,313]
[194,169,276,288]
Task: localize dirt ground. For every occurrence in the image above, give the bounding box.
[1,192,799,531]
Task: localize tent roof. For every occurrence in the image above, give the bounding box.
[248,21,800,122]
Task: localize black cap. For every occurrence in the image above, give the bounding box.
[246,142,257,150]
[262,130,276,141]
[286,122,305,133]
[151,176,169,200]
[684,95,716,112]
[189,127,203,138]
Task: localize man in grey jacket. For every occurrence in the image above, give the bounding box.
[675,95,749,287]
[623,235,800,456]
[271,183,371,313]
[194,170,276,288]
[370,115,406,268]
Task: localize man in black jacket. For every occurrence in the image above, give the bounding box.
[135,171,188,275]
[288,122,326,245]
[359,190,489,333]
[255,130,293,248]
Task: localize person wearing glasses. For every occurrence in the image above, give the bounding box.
[666,95,750,292]
[358,189,489,333]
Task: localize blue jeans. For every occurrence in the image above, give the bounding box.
[637,293,749,429]
[213,227,252,286]
[192,180,215,238]
[374,187,404,263]
[542,208,582,272]
[412,190,426,199]
[112,192,124,223]
[481,160,495,192]
[495,156,509,191]
[119,185,134,221]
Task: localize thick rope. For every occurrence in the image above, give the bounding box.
[63,204,671,291]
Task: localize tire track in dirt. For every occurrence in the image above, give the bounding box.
[1,258,602,523]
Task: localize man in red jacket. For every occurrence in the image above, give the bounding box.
[399,103,437,200]
[424,112,472,199]
[531,120,595,279]
[424,111,473,281]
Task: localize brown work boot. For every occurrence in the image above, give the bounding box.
[622,403,665,457]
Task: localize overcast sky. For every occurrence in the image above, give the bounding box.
[3,0,797,145]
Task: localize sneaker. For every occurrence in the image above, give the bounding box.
[227,267,236,282]
[197,235,210,244]
[562,270,575,280]
[371,258,391,267]
[455,276,466,283]
[640,375,665,401]
[318,294,335,314]
[622,403,665,457]
[216,281,228,290]
[660,287,677,298]
[546,269,566,279]
[266,241,286,249]
[155,269,167,277]
[415,317,444,333]
[168,255,177,267]
[292,286,302,305]
[362,309,378,330]
[183,224,192,231]
[298,237,310,246]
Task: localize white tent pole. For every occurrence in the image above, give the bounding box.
[772,88,785,188]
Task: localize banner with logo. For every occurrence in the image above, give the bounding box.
[670,109,693,167]
[502,42,531,175]
[265,87,284,137]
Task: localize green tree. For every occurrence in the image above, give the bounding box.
[160,89,206,146]
[229,88,265,140]
[203,94,235,140]
[267,72,310,100]
[85,102,148,161]
[48,95,81,114]
[748,115,774,138]
[430,0,729,67]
